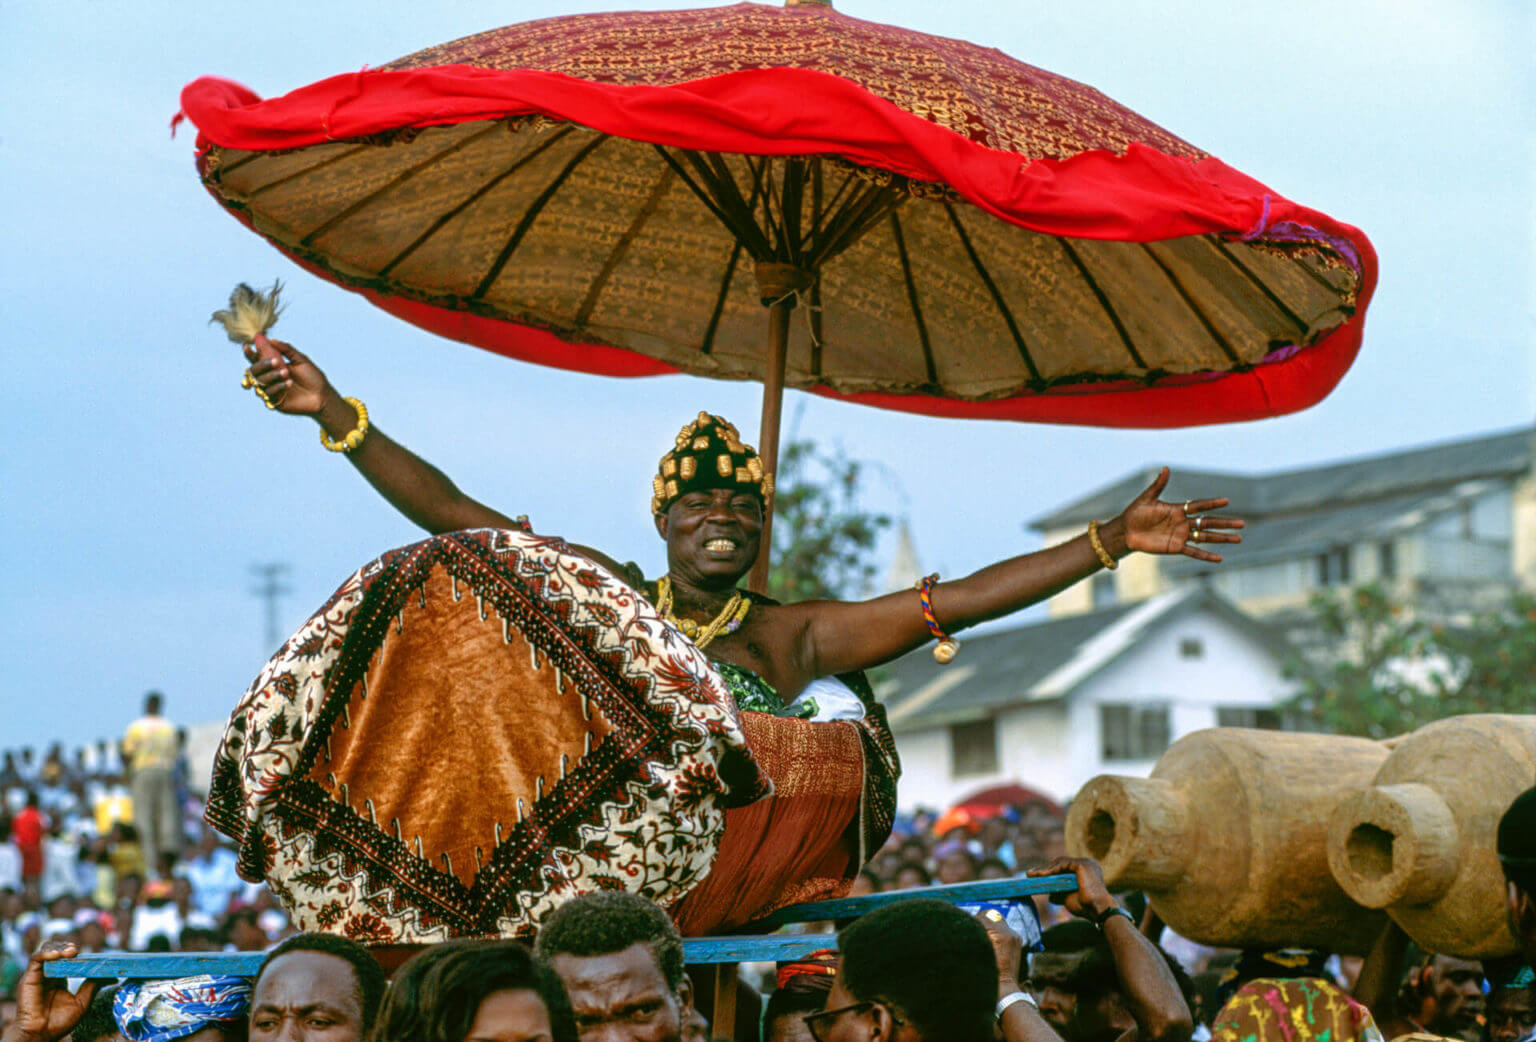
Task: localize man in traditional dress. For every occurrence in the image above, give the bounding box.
[224,342,1242,940]
[242,341,1242,705]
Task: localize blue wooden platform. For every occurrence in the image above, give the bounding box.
[44,873,1075,978]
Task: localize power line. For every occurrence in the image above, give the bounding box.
[250,562,291,650]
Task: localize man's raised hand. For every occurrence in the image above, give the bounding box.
[242,339,331,416]
[1120,466,1244,563]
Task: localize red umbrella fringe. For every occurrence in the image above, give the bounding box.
[178,66,1376,428]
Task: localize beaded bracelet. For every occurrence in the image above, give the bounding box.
[320,397,370,454]
[916,573,960,664]
[1088,520,1118,571]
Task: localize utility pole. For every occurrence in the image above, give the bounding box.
[250,562,291,650]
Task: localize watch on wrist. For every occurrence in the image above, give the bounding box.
[996,991,1037,1021]
[1094,904,1136,929]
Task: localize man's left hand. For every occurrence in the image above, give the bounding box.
[1121,467,1244,563]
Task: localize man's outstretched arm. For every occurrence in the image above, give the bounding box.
[244,342,628,575]
[800,467,1243,678]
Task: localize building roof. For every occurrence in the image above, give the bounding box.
[1029,424,1534,531]
[874,587,1289,732]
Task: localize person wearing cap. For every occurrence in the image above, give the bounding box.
[239,343,1243,718]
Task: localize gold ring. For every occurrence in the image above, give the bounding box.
[986,909,1005,922]
[1183,500,1193,516]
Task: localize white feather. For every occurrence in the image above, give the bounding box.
[210,281,284,344]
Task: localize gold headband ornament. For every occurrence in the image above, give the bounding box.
[651,412,774,516]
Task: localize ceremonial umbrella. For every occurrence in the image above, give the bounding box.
[178,0,1375,589]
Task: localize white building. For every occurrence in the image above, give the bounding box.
[875,588,1294,810]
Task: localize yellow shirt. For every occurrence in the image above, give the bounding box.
[123,715,178,771]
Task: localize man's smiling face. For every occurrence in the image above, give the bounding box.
[655,487,763,587]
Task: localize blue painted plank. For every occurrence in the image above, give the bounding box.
[44,952,265,980]
[740,873,1078,929]
[44,875,1080,978]
[43,938,832,977]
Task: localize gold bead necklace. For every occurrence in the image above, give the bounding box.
[656,575,751,649]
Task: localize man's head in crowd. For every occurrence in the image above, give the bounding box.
[1030,920,1193,1042]
[372,938,578,1042]
[766,952,838,1042]
[892,862,931,891]
[1401,950,1483,1041]
[534,891,693,1042]
[1501,788,1536,965]
[145,691,163,716]
[1485,963,1536,1042]
[813,899,996,1042]
[249,933,386,1042]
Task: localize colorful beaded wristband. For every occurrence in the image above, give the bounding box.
[320,397,370,454]
[916,573,960,664]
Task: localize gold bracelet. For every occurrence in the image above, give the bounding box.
[1088,520,1118,570]
[320,397,370,454]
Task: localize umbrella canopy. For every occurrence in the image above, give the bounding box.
[178,1,1375,587]
[180,1,1373,427]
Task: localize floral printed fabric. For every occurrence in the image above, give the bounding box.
[1212,977,1384,1042]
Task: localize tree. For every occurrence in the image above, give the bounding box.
[1284,585,1536,738]
[765,438,892,603]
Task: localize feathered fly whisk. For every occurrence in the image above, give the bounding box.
[211,281,284,344]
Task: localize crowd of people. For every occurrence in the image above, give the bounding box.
[4,741,1536,1042]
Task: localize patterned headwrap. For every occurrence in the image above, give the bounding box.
[113,975,252,1042]
[776,949,838,992]
[651,412,773,516]
[1212,977,1384,1042]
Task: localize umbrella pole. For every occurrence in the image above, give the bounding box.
[748,297,793,594]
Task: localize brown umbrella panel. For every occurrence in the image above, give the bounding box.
[201,127,1357,407]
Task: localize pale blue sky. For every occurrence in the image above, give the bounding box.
[2,0,1531,750]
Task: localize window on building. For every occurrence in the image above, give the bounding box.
[1379,541,1397,579]
[1316,547,1351,586]
[950,718,999,778]
[1100,704,1170,761]
[1179,637,1205,659]
[1216,706,1283,730]
[1091,571,1117,609]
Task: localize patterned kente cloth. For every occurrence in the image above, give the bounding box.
[205,528,771,943]
[1212,978,1384,1042]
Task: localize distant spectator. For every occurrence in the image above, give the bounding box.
[935,842,979,886]
[893,862,931,891]
[534,891,694,1042]
[121,692,181,869]
[179,830,243,921]
[978,858,1012,881]
[372,938,578,1042]
[12,795,45,897]
[249,933,386,1042]
[809,899,995,1042]
[219,908,269,953]
[37,826,75,905]
[0,820,21,893]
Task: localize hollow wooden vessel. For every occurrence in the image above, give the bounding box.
[1067,728,1390,953]
[1326,714,1536,958]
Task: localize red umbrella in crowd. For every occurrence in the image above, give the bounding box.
[177,0,1375,588]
